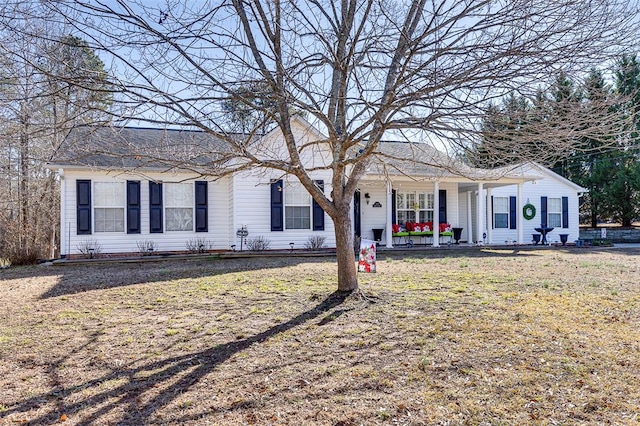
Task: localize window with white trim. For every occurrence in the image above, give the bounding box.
[94,182,125,232]
[396,192,415,224]
[548,197,562,228]
[396,192,434,224]
[285,182,311,229]
[417,192,434,223]
[165,183,194,231]
[493,197,509,228]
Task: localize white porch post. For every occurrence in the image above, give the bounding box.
[467,191,473,244]
[486,187,493,245]
[433,181,440,247]
[477,183,484,244]
[59,168,66,257]
[386,180,394,248]
[517,182,524,244]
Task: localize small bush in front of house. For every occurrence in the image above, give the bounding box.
[136,240,157,256]
[0,258,11,269]
[247,236,271,251]
[76,239,102,258]
[305,235,326,250]
[186,237,211,254]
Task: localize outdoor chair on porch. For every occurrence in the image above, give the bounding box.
[392,224,410,245]
[438,223,454,244]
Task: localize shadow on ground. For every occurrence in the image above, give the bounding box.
[3,291,351,425]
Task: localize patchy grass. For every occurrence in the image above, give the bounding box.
[1,248,639,425]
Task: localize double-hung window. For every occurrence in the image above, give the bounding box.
[547,197,562,228]
[417,192,434,223]
[493,197,510,228]
[94,182,125,232]
[396,192,416,224]
[285,182,311,229]
[396,191,434,224]
[165,183,194,231]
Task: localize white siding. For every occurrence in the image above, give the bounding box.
[232,169,336,250]
[61,170,231,256]
[490,173,582,244]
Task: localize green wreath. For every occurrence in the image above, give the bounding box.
[523,203,536,221]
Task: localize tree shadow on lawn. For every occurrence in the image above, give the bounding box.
[4,291,351,425]
[36,256,325,299]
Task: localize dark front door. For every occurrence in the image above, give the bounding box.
[354,191,361,237]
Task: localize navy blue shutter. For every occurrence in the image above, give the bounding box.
[491,196,494,228]
[312,180,325,231]
[391,189,397,224]
[439,190,447,223]
[509,196,517,229]
[562,196,569,228]
[76,180,92,235]
[354,191,361,237]
[126,180,141,234]
[149,181,163,233]
[540,196,548,227]
[270,180,283,231]
[195,181,208,232]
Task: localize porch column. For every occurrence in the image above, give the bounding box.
[386,180,394,248]
[486,187,493,245]
[59,168,67,257]
[433,181,440,247]
[477,182,484,244]
[517,182,524,244]
[467,191,473,244]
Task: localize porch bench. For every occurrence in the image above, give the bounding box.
[409,230,433,245]
[392,231,410,245]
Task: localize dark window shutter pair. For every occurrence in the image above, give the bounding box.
[149,181,208,233]
[77,180,147,235]
[76,180,92,235]
[270,180,324,231]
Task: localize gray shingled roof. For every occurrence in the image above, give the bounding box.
[50,126,231,171]
[50,126,532,181]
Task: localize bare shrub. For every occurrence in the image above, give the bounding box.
[185,237,211,254]
[136,240,157,256]
[76,239,102,258]
[305,235,326,250]
[246,236,271,252]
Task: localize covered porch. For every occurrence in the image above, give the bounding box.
[354,176,531,248]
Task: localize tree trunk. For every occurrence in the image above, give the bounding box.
[332,204,358,292]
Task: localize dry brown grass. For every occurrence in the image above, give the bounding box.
[1,247,639,425]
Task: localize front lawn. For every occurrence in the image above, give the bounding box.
[1,248,639,425]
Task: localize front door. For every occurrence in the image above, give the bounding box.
[354,191,361,237]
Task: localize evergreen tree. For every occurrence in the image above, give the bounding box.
[580,69,614,227]
[599,55,640,226]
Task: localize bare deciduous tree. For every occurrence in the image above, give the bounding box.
[10,0,639,288]
[0,3,111,262]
